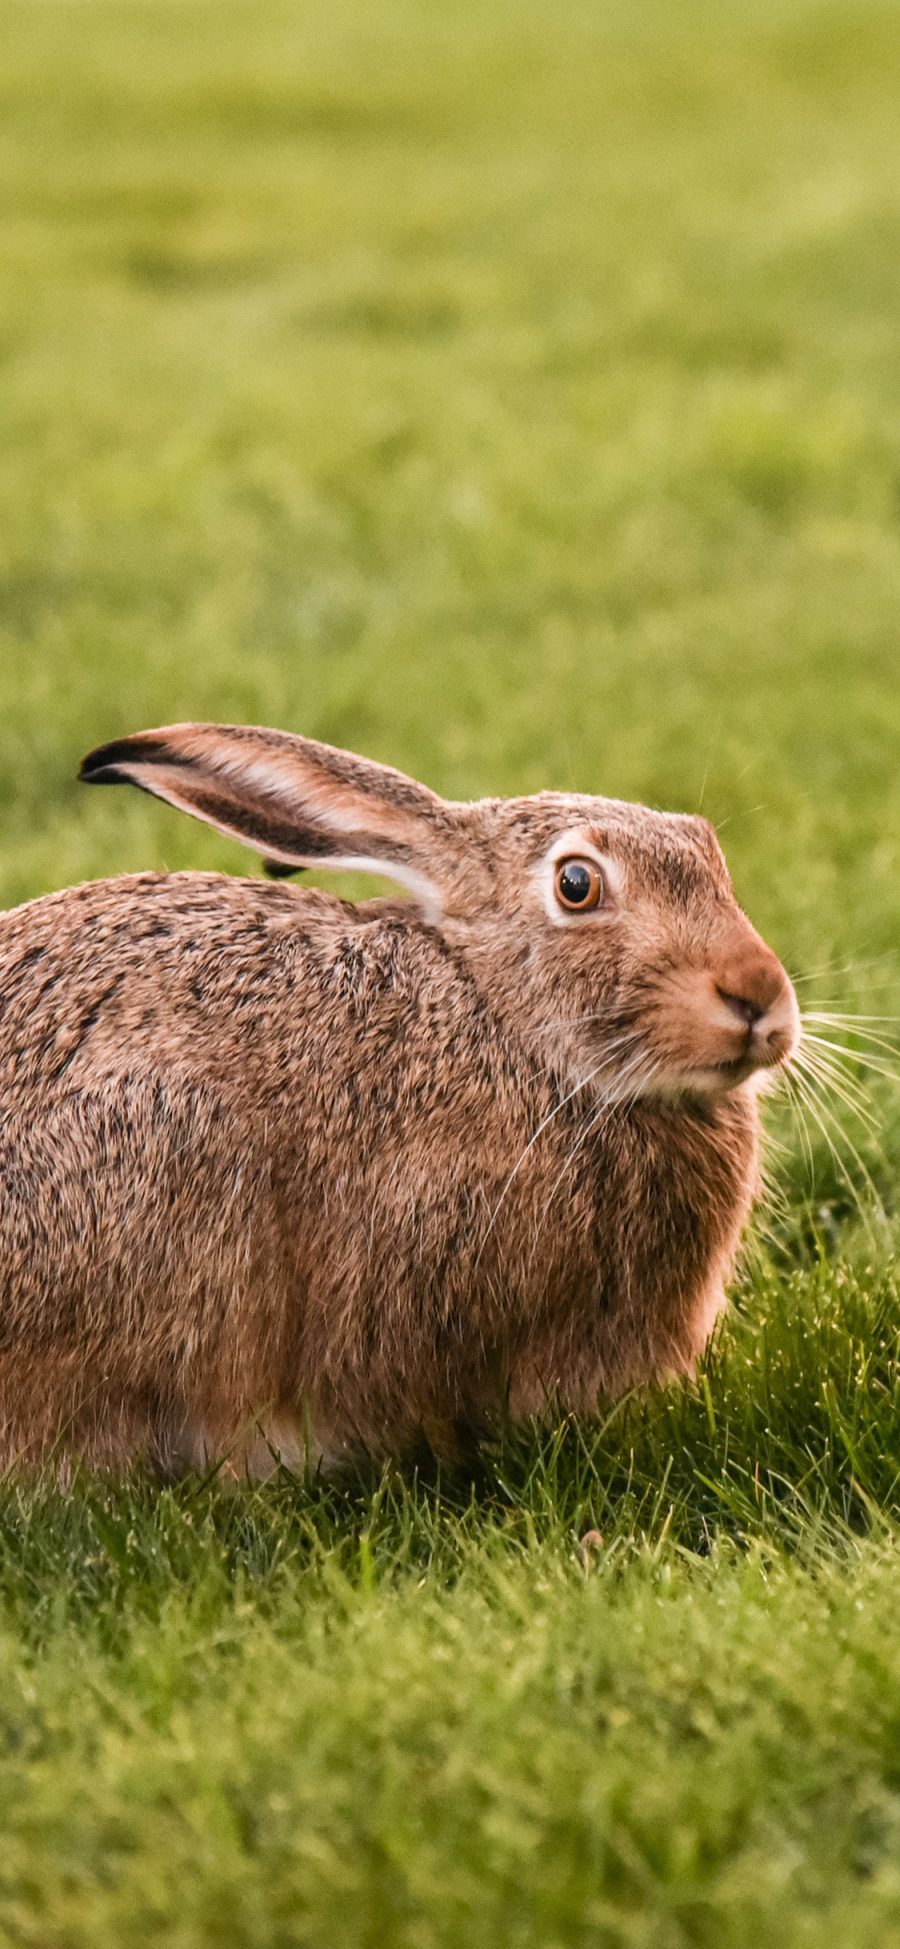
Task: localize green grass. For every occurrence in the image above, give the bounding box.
[2,0,900,1939]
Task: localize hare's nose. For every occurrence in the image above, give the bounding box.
[717,989,764,1029]
[715,955,786,1028]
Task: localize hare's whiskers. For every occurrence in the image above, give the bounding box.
[784,1068,862,1219]
[800,1031,900,1091]
[526,1026,643,1085]
[785,1063,885,1238]
[531,1050,660,1252]
[793,1045,881,1132]
[801,1021,900,1064]
[474,1042,643,1263]
[791,950,899,988]
[802,1008,900,1027]
[782,1069,817,1193]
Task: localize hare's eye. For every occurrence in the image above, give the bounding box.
[555,858,604,913]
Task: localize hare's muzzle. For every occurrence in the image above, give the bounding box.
[704,940,800,1086]
[653,929,800,1098]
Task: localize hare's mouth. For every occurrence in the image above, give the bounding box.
[668,1043,793,1101]
[702,1056,764,1097]
[651,1060,757,1103]
[710,1056,755,1083]
[642,962,800,1104]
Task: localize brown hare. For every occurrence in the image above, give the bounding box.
[0,722,798,1475]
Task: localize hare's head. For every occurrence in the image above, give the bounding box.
[81,724,799,1104]
[464,792,799,1103]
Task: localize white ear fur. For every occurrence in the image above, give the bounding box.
[268,849,445,924]
[80,722,454,919]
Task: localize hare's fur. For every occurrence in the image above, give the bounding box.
[0,724,798,1473]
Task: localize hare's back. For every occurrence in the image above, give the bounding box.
[0,868,496,1275]
[0,870,467,1390]
[0,871,374,1100]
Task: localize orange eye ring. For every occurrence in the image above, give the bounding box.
[554,857,604,913]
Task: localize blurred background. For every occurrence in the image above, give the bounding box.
[1,0,898,1008]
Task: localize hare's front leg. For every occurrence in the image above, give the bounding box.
[158,1406,339,1481]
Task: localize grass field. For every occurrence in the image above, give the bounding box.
[2,0,900,1940]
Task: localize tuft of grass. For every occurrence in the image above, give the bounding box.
[2,0,900,1939]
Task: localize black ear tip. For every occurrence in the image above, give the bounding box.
[263,858,305,879]
[79,734,168,785]
[79,746,125,786]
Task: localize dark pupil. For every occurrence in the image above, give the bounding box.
[559,862,592,906]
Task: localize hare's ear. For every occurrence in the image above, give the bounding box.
[80,722,462,917]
